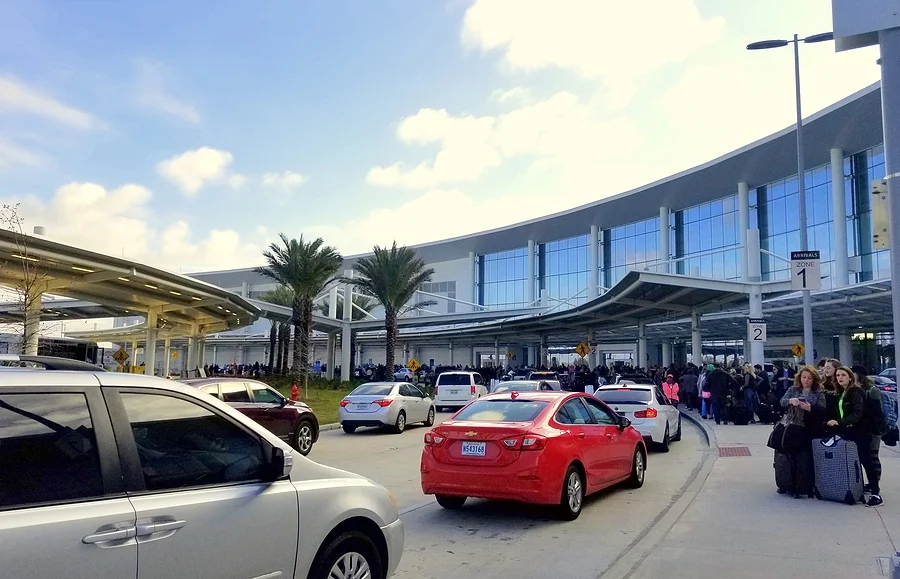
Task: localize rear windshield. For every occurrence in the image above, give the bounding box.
[595,389,652,404]
[437,374,471,386]
[454,400,549,422]
[350,384,395,396]
[493,383,539,393]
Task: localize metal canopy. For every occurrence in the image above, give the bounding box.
[0,228,259,335]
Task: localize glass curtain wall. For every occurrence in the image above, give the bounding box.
[602,217,660,288]
[540,234,589,307]
[477,248,528,308]
[850,145,888,280]
[674,195,742,279]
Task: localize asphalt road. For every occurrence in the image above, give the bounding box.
[309,412,710,579]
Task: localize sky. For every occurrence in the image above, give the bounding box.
[0,0,882,273]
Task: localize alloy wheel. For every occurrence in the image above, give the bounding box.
[328,551,371,579]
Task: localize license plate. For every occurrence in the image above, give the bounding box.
[450,389,460,395]
[355,403,369,410]
[460,442,486,457]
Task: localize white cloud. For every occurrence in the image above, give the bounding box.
[462,0,724,104]
[367,91,642,189]
[261,170,309,191]
[0,75,104,130]
[2,182,267,272]
[0,138,46,168]
[156,146,235,196]
[133,60,201,124]
[229,174,248,190]
[490,86,533,105]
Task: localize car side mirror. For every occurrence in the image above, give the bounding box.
[619,416,631,429]
[264,446,292,481]
[280,396,289,407]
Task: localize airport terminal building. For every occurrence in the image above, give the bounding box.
[189,83,893,373]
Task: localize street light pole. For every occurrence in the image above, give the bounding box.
[748,32,833,367]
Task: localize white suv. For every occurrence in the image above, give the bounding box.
[433,371,488,411]
[0,368,404,579]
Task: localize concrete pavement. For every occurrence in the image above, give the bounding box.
[607,408,900,579]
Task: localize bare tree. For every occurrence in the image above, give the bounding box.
[0,203,53,354]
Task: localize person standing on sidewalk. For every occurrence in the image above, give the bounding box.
[699,365,712,418]
[681,367,699,411]
[706,363,737,425]
[742,364,760,424]
[853,365,885,507]
[663,374,680,408]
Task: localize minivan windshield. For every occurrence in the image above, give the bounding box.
[437,374,471,386]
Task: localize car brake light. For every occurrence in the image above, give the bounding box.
[339,399,350,407]
[375,399,393,407]
[424,432,445,446]
[471,385,476,395]
[434,385,439,395]
[633,408,658,418]
[521,434,547,450]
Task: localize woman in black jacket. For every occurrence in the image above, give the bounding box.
[826,366,883,507]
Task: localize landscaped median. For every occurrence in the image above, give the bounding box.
[260,375,364,426]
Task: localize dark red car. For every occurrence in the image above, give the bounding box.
[182,378,320,455]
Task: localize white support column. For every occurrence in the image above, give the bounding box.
[831,148,849,287]
[494,339,500,368]
[23,291,41,355]
[328,286,338,319]
[588,225,599,299]
[747,228,764,364]
[186,335,197,374]
[470,347,476,367]
[539,334,548,367]
[526,239,536,304]
[691,311,702,366]
[659,207,670,273]
[738,182,750,281]
[637,320,647,370]
[661,341,672,368]
[340,270,353,382]
[587,329,597,368]
[198,338,206,367]
[163,337,172,377]
[355,342,361,367]
[145,310,158,377]
[325,333,336,379]
[838,334,853,364]
[240,281,249,298]
[448,341,454,366]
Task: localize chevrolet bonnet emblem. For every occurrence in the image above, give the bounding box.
[464,431,478,437]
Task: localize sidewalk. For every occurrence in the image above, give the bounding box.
[617,409,900,579]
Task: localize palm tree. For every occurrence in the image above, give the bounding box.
[347,242,435,371]
[257,234,342,386]
[263,285,294,374]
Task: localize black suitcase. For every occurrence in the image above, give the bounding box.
[757,403,776,425]
[774,450,814,497]
[731,404,751,425]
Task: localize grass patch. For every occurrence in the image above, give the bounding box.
[262,376,357,426]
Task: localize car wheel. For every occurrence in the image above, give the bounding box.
[557,464,584,521]
[394,411,406,434]
[310,530,383,579]
[626,447,646,489]
[671,415,682,442]
[342,425,357,434]
[293,420,315,456]
[435,494,466,509]
[424,406,435,426]
[659,424,670,453]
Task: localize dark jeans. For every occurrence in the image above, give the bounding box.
[859,434,883,495]
[712,397,725,424]
[744,389,759,421]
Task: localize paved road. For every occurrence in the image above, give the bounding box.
[309,412,709,579]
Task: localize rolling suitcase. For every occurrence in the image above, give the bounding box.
[812,436,864,505]
[757,403,776,425]
[731,404,751,425]
[774,450,814,497]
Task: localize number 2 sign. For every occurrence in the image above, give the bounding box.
[747,318,767,342]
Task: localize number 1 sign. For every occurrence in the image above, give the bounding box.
[790,251,821,291]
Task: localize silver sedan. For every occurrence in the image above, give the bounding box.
[339,382,436,434]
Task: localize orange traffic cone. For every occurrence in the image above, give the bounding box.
[291,384,300,401]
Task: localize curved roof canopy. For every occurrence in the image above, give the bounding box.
[0,228,259,335]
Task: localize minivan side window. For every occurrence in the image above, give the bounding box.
[0,393,103,509]
[120,393,266,491]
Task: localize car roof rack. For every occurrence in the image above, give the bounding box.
[0,354,106,371]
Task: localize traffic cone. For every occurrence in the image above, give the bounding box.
[291,384,300,401]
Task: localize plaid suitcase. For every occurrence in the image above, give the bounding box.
[812,436,864,505]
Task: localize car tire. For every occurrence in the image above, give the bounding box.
[292,419,316,456]
[557,464,584,521]
[342,424,357,434]
[659,425,670,453]
[626,447,646,489]
[671,415,682,442]
[435,494,466,509]
[394,411,406,434]
[424,406,435,426]
[309,530,383,579]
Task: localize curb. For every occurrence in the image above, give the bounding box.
[320,422,341,432]
[679,408,718,450]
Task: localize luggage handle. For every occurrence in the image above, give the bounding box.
[820,435,842,447]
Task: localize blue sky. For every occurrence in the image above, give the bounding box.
[0,0,881,272]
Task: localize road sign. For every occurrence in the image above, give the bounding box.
[506,351,513,359]
[171,351,179,359]
[112,348,129,365]
[791,342,805,358]
[407,358,420,372]
[575,343,590,358]
[747,318,767,342]
[791,251,821,291]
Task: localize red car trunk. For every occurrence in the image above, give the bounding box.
[428,421,536,467]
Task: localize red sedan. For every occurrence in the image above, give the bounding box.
[420,391,647,520]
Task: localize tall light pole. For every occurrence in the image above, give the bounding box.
[747,32,834,366]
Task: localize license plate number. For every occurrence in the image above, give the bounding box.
[355,403,369,410]
[450,389,459,395]
[461,442,486,457]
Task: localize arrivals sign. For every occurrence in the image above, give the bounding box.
[747,318,767,342]
[790,251,821,291]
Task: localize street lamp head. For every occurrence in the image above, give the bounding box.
[746,39,790,50]
[803,32,834,44]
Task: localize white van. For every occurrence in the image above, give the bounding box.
[433,371,488,411]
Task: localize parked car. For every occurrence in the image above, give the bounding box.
[880,368,896,381]
[393,367,413,381]
[182,378,320,456]
[527,371,562,390]
[594,383,681,451]
[433,371,489,410]
[492,380,555,393]
[339,381,436,434]
[421,391,647,520]
[0,367,404,579]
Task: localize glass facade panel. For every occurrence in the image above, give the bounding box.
[603,217,660,287]
[676,194,741,280]
[478,248,528,308]
[541,234,589,307]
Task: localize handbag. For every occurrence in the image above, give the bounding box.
[701,390,711,399]
[767,406,808,454]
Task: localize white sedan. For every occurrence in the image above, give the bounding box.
[339,382,436,434]
[594,383,681,452]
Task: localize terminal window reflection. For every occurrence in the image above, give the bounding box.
[603,217,659,288]
[676,195,741,280]
[478,248,527,308]
[541,234,589,307]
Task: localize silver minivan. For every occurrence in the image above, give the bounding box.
[0,369,403,579]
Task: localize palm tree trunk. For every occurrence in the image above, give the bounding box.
[275,323,284,374]
[291,299,303,384]
[385,309,397,371]
[280,323,290,374]
[268,322,276,372]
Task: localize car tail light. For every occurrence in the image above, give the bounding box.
[424,432,445,446]
[471,385,476,395]
[633,408,658,418]
[502,433,547,450]
[375,399,393,407]
[339,399,350,407]
[434,385,439,396]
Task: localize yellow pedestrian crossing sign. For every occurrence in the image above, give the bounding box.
[407,358,420,372]
[113,348,129,365]
[575,343,590,358]
[791,342,805,358]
